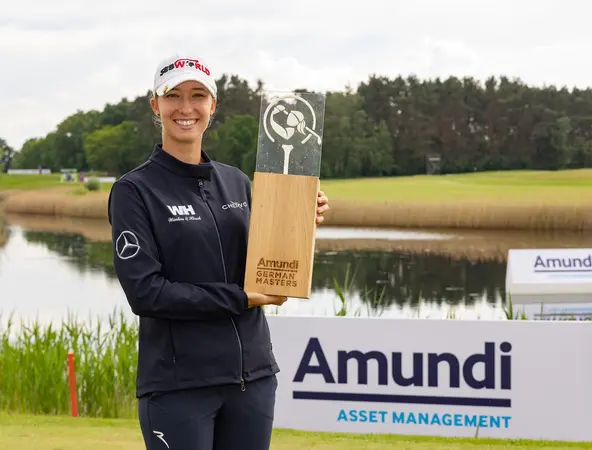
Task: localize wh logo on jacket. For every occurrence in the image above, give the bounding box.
[168,205,194,216]
[167,205,201,222]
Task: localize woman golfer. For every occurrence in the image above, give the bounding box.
[108,53,329,450]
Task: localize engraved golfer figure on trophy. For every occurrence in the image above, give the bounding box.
[260,93,324,177]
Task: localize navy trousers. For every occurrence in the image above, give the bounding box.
[138,375,277,450]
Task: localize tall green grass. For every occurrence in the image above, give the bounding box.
[0,311,138,418]
[332,263,387,317]
[330,269,591,322]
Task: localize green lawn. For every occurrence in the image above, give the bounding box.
[0,173,64,190]
[0,174,115,195]
[0,413,589,449]
[319,169,592,203]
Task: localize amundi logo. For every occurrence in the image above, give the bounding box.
[258,258,299,270]
[256,258,300,287]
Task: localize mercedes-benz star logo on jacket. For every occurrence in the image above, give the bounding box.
[116,231,140,260]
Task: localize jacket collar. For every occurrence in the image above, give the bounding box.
[149,144,214,180]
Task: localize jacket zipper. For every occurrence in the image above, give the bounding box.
[169,322,177,387]
[169,323,177,364]
[198,179,246,392]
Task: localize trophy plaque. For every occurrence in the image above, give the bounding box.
[244,90,326,298]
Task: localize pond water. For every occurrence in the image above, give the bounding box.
[1,214,590,326]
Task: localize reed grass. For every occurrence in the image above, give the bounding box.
[0,211,6,247]
[316,229,592,263]
[4,189,592,231]
[3,188,109,219]
[0,311,138,418]
[332,263,388,317]
[0,190,14,201]
[3,169,592,230]
[324,199,592,231]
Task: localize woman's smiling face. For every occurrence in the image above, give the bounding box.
[151,80,216,144]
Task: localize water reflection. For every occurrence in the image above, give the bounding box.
[24,231,116,278]
[312,251,504,309]
[23,229,507,308]
[0,226,508,323]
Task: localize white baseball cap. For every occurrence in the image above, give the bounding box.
[153,54,217,98]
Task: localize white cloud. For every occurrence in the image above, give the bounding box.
[3,0,592,150]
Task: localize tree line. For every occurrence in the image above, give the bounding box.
[4,73,592,178]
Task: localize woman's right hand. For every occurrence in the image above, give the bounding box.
[247,292,288,308]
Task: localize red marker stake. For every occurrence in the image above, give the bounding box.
[67,352,78,417]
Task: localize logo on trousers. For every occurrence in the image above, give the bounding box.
[153,431,169,448]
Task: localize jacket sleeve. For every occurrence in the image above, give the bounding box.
[108,179,249,320]
[245,175,252,209]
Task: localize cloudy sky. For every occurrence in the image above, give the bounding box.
[3,0,591,150]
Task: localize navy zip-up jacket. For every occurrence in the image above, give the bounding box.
[108,144,279,397]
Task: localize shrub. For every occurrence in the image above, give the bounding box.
[84,178,100,192]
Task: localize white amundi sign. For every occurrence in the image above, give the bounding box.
[267,316,592,442]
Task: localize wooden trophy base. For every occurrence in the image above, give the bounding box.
[244,171,319,299]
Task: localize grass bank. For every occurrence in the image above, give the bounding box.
[2,414,588,450]
[2,169,592,230]
[2,186,109,219]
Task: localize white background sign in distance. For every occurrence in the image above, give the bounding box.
[506,248,592,308]
[267,315,592,442]
[507,248,592,290]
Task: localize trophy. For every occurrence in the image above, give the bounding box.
[244,90,326,298]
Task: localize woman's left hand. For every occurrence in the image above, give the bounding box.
[316,190,330,225]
